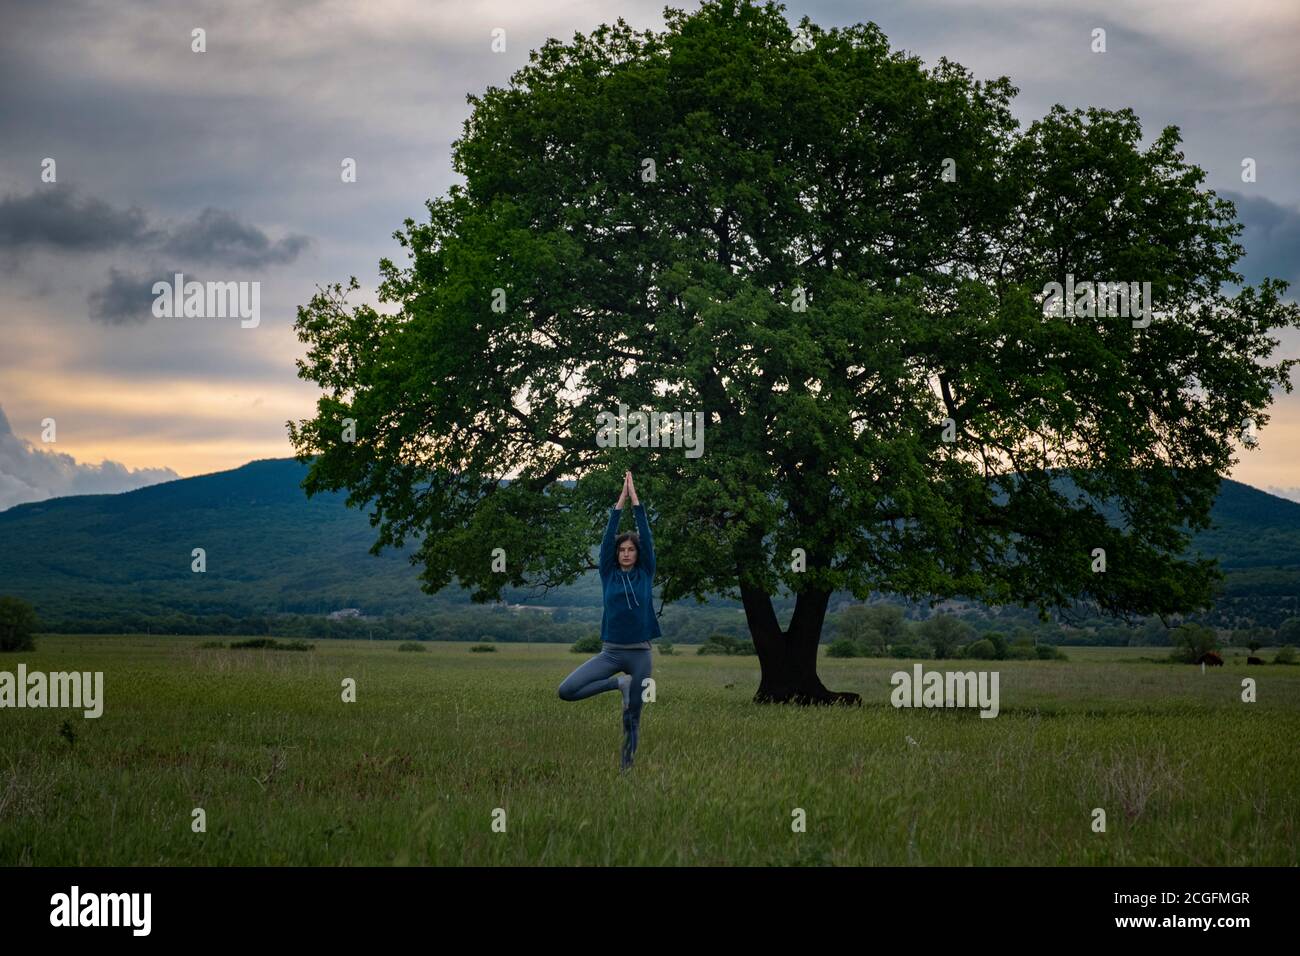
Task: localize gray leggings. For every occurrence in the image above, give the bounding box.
[558,643,653,729]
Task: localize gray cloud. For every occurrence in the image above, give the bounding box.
[0,186,312,323]
[168,208,310,268]
[0,186,311,272]
[86,266,183,326]
[0,404,178,512]
[0,188,156,252]
[1223,191,1300,288]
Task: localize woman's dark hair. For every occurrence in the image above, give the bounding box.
[615,531,640,558]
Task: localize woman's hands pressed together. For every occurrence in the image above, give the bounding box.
[615,470,639,508]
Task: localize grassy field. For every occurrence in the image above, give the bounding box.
[1,635,1296,866]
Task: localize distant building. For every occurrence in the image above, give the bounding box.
[328,608,365,621]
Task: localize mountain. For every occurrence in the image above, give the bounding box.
[1,458,1298,629]
[0,459,468,624]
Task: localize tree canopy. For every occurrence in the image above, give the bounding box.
[289,0,1299,702]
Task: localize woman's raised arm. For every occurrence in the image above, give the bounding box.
[599,472,628,578]
[628,473,655,575]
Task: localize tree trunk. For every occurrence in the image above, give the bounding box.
[741,583,861,706]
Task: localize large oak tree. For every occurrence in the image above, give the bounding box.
[289,0,1299,705]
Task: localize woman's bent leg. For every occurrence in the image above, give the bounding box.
[557,649,621,701]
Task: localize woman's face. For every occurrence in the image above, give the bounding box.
[618,540,638,569]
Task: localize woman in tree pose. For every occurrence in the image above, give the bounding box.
[557,470,660,771]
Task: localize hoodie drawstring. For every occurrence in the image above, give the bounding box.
[621,570,639,610]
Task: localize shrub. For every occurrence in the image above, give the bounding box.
[698,634,756,655]
[470,643,497,653]
[1005,645,1036,660]
[963,639,997,660]
[0,596,40,652]
[571,634,602,653]
[198,641,226,649]
[1037,645,1067,661]
[827,638,861,658]
[397,642,426,652]
[986,632,1009,659]
[230,637,274,649]
[1170,623,1217,663]
[890,644,930,659]
[657,641,674,655]
[1275,646,1297,665]
[916,615,975,659]
[229,638,313,651]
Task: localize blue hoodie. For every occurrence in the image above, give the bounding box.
[599,504,661,644]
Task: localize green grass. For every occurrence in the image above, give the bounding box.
[1,635,1297,865]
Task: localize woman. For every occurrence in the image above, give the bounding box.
[557,470,660,771]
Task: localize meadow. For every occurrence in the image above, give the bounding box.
[1,636,1296,866]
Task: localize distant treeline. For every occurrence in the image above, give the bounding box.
[25,600,1300,647]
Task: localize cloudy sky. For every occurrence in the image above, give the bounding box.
[1,0,1298,511]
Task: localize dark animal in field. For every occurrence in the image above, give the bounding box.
[1196,652,1224,667]
[1247,656,1264,665]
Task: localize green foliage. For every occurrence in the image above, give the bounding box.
[890,643,931,659]
[2,461,1300,641]
[986,631,1009,659]
[1169,624,1218,663]
[397,642,426,652]
[697,634,756,656]
[827,638,861,658]
[657,641,674,655]
[1278,618,1300,646]
[1037,645,1067,661]
[963,639,998,660]
[835,605,906,655]
[285,0,1300,665]
[0,596,39,652]
[917,615,976,660]
[571,634,602,653]
[470,644,497,653]
[1275,646,1297,665]
[198,641,226,649]
[1005,645,1037,660]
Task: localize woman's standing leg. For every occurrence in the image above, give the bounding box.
[557,647,621,701]
[620,648,653,770]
